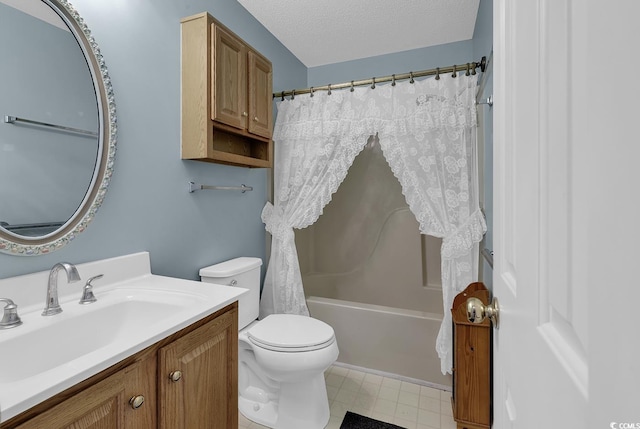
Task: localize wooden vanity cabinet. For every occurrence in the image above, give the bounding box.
[181,12,273,168]
[14,356,156,429]
[158,306,237,428]
[1,303,238,429]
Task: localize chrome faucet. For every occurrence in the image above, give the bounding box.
[42,262,81,316]
[0,298,22,329]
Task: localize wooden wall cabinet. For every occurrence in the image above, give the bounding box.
[3,303,238,429]
[451,282,492,429]
[181,12,273,168]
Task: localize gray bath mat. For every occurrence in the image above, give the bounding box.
[339,411,406,429]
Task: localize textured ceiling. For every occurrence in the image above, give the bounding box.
[237,0,480,67]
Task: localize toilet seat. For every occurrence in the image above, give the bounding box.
[247,314,336,352]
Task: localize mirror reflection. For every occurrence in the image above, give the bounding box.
[0,0,99,238]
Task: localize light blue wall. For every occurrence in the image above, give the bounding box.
[308,40,475,87]
[473,0,494,288]
[473,0,493,61]
[0,0,306,282]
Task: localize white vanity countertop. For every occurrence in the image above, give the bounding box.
[0,252,247,423]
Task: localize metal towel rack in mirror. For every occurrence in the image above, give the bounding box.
[4,115,98,137]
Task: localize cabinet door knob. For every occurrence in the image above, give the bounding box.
[169,370,182,382]
[129,395,145,409]
[253,116,259,122]
[242,112,248,117]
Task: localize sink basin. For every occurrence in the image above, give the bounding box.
[0,252,248,423]
[0,289,197,383]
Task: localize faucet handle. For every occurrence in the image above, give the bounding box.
[0,298,23,329]
[79,274,103,305]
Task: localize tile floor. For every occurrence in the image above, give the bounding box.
[238,365,457,429]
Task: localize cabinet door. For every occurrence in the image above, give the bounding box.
[158,308,238,429]
[15,359,155,429]
[247,50,273,139]
[212,24,247,130]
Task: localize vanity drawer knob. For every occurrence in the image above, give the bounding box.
[129,395,145,409]
[169,370,182,382]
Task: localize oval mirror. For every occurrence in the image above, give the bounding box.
[0,0,116,255]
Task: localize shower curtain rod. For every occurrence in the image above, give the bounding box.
[273,56,487,100]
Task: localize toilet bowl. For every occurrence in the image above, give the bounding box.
[200,257,339,429]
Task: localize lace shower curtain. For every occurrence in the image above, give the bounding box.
[261,73,486,373]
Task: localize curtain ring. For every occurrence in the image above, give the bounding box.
[452,65,457,78]
[471,62,477,76]
[350,81,354,92]
[391,74,396,86]
[291,89,295,100]
[466,63,471,76]
[409,71,415,84]
[328,84,332,95]
[435,68,440,80]
[309,87,314,97]
[371,77,376,89]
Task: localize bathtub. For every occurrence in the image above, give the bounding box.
[307,296,451,388]
[296,138,450,388]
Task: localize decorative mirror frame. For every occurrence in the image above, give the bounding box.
[0,0,117,256]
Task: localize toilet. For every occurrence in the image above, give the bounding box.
[200,257,339,429]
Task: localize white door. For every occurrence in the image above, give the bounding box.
[493,1,640,428]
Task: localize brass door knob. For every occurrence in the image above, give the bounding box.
[466,297,499,328]
[169,370,182,382]
[129,395,145,409]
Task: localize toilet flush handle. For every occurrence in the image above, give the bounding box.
[230,279,237,286]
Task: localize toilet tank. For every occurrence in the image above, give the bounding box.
[199,257,262,330]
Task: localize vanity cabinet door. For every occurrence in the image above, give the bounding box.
[15,358,155,429]
[158,306,238,429]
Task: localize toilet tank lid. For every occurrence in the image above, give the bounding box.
[199,257,263,277]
